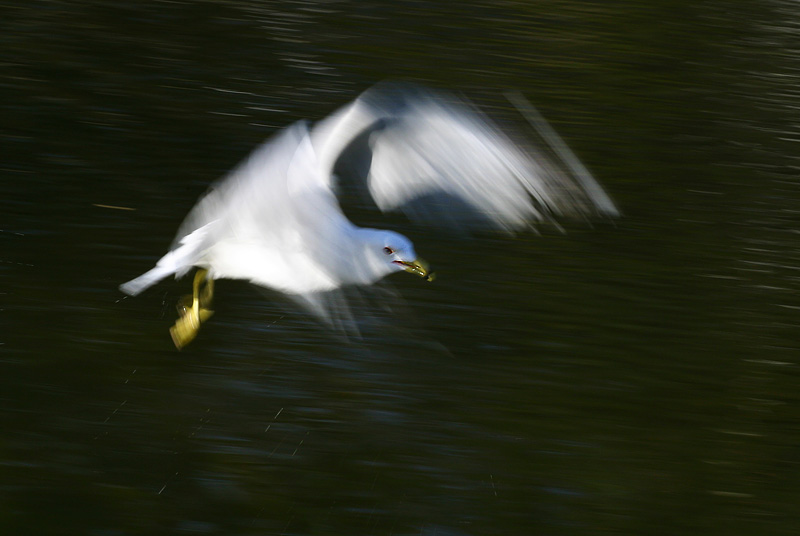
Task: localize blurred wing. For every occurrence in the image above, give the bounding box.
[330,85,617,232]
[171,122,353,292]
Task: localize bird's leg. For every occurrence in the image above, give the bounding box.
[170,269,215,349]
[200,275,214,311]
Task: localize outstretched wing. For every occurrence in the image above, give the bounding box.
[313,84,617,233]
[166,122,354,294]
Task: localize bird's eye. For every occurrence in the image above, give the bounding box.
[383,247,394,255]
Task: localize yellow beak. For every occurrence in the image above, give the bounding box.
[399,258,436,282]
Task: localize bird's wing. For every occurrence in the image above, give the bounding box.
[316,84,617,233]
[170,121,353,290]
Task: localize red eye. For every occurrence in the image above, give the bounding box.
[383,247,394,255]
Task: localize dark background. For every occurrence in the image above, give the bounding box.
[3,1,800,534]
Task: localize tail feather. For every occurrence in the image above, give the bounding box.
[120,242,201,296]
[120,224,215,296]
[120,264,175,296]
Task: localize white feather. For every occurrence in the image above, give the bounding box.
[121,83,617,323]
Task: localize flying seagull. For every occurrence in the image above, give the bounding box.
[120,83,617,348]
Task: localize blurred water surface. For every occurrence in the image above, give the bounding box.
[3,1,800,534]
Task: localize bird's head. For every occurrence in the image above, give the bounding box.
[359,229,435,282]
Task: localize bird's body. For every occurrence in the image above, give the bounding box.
[120,83,617,346]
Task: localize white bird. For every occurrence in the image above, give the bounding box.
[120,83,617,348]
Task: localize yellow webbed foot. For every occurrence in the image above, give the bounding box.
[170,269,215,349]
[170,307,214,349]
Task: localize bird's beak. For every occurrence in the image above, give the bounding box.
[399,258,436,282]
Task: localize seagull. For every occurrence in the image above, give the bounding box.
[120,83,617,348]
